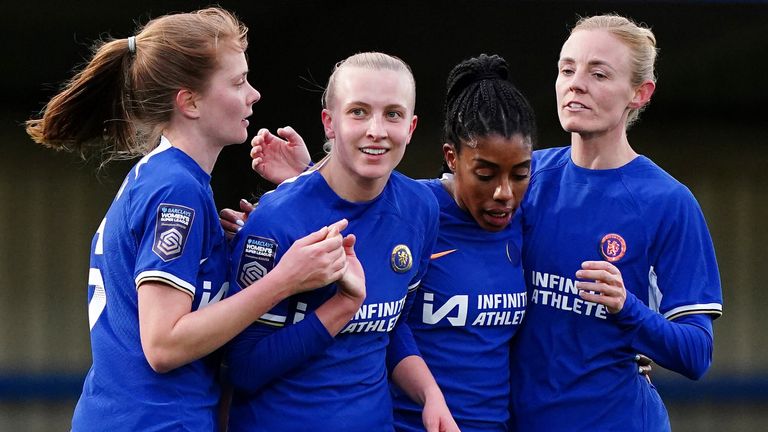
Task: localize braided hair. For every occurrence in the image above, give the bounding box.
[442,54,536,172]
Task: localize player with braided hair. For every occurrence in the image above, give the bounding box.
[389,53,535,432]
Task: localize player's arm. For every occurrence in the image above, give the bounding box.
[391,356,459,432]
[226,233,365,393]
[387,283,456,432]
[138,221,348,373]
[575,261,714,380]
[612,294,713,380]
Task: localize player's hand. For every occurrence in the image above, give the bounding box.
[636,354,653,383]
[422,391,460,432]
[219,199,255,240]
[274,219,349,294]
[251,126,311,184]
[575,260,627,314]
[336,234,366,304]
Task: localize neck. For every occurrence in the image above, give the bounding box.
[440,173,463,209]
[163,130,222,174]
[570,127,637,170]
[319,158,388,202]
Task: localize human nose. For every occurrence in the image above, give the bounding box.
[568,70,587,93]
[366,115,387,141]
[248,84,261,105]
[493,178,515,203]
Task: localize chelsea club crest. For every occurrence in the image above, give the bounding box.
[391,244,413,273]
[599,233,627,262]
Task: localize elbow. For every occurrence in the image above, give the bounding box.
[682,338,714,381]
[143,345,182,374]
[683,356,712,381]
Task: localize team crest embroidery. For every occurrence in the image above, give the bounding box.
[238,236,278,288]
[600,233,627,262]
[152,203,195,262]
[391,244,413,273]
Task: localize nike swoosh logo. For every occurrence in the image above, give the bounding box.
[430,249,458,260]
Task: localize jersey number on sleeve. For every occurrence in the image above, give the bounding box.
[88,218,107,330]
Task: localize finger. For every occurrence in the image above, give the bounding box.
[277,126,304,146]
[575,269,618,283]
[250,145,263,158]
[219,208,246,226]
[238,199,255,214]
[260,128,277,145]
[575,281,621,296]
[294,225,330,247]
[327,218,349,234]
[330,248,348,273]
[635,354,653,366]
[581,260,620,274]
[327,225,339,240]
[220,220,241,236]
[313,231,344,254]
[251,158,263,174]
[577,287,622,312]
[250,132,263,148]
[342,233,357,256]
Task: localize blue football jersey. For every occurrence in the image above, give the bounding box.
[71,137,230,432]
[509,147,722,431]
[226,169,439,432]
[392,176,527,432]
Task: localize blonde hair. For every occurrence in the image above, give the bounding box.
[26,7,248,165]
[572,14,658,127]
[322,52,416,111]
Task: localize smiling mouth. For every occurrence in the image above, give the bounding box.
[360,148,388,155]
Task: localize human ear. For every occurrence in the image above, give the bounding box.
[442,143,457,172]
[405,115,418,145]
[175,89,200,119]
[321,109,335,139]
[629,80,656,109]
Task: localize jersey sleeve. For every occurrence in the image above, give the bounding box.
[225,203,334,394]
[225,312,334,394]
[132,178,207,296]
[651,188,723,320]
[611,292,714,380]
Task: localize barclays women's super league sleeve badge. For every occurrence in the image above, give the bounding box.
[599,233,627,262]
[391,244,413,273]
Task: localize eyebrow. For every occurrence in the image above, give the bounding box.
[474,158,532,169]
[345,101,409,111]
[558,57,615,70]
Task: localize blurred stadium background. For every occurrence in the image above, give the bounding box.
[1,1,766,430]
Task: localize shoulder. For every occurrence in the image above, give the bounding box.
[124,149,211,223]
[134,149,205,195]
[416,177,444,200]
[389,171,440,215]
[256,170,319,211]
[622,156,700,207]
[242,171,322,236]
[531,146,570,178]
